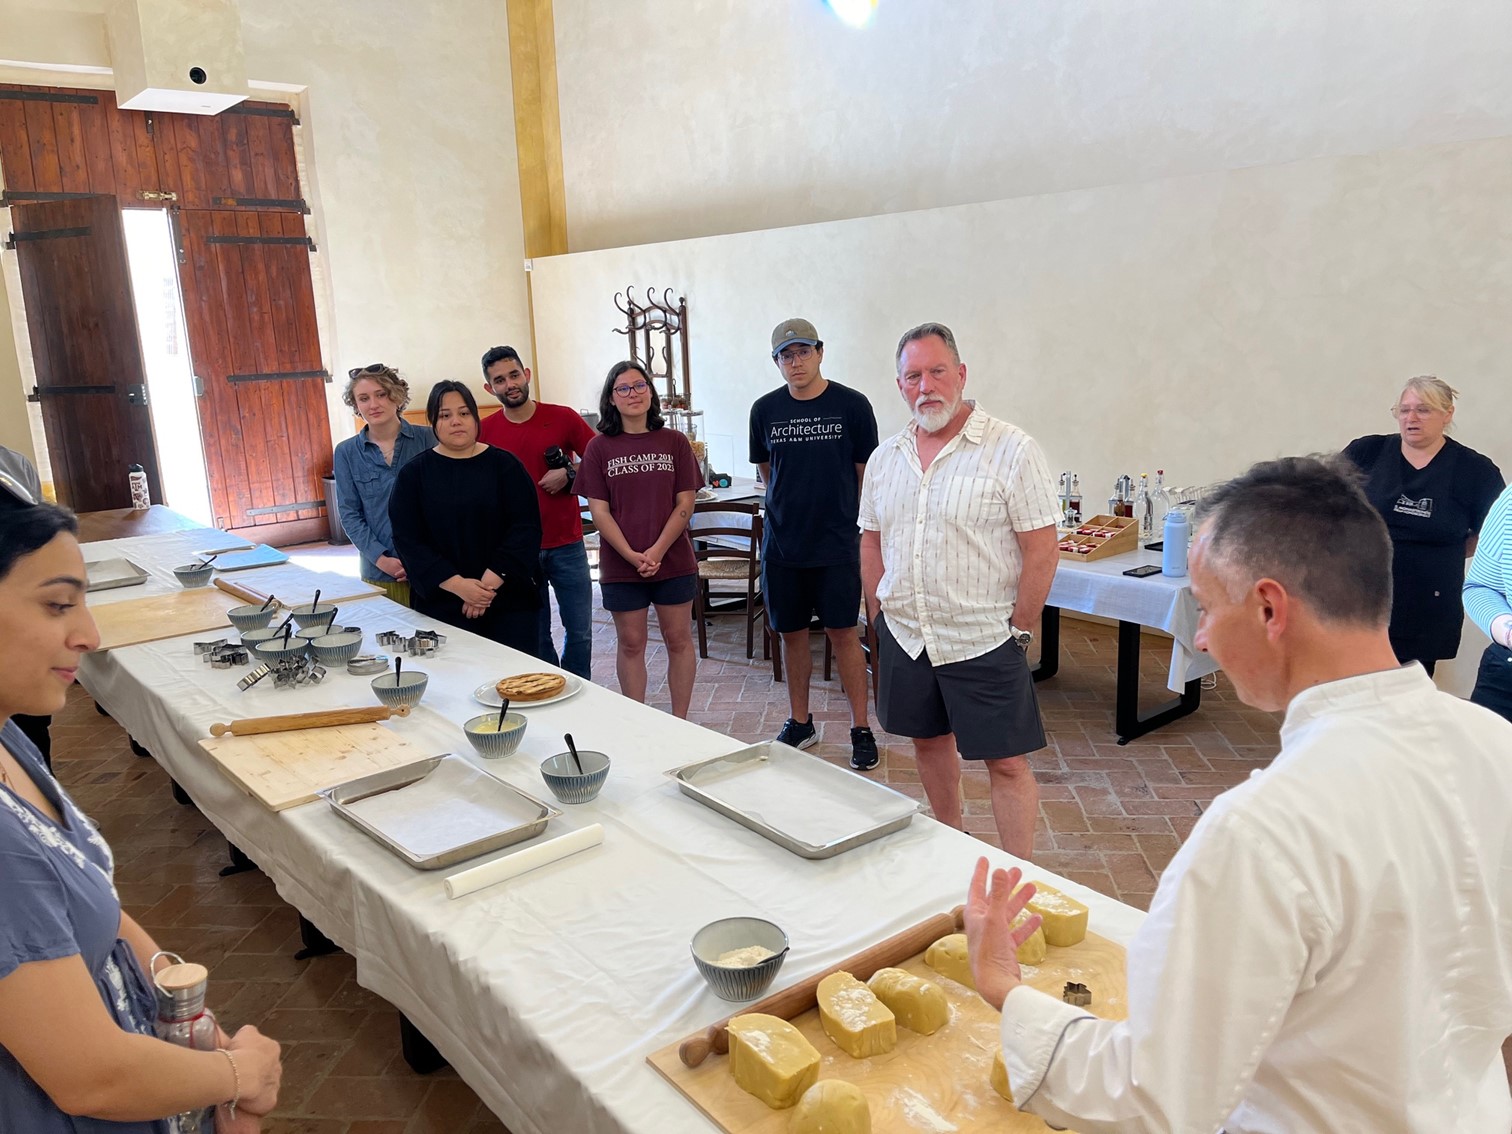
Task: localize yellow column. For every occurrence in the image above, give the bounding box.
[507,0,568,259]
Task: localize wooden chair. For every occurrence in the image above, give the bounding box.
[691,501,767,660]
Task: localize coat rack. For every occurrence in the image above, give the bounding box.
[613,286,691,408]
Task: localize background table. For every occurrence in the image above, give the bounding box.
[75,521,1146,1134]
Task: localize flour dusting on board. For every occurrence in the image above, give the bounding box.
[893,1086,959,1133]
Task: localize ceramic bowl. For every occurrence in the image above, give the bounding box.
[689,917,790,1002]
[226,603,276,633]
[311,631,364,666]
[289,602,337,630]
[172,562,215,589]
[539,749,609,805]
[462,712,528,759]
[254,638,308,665]
[372,670,428,708]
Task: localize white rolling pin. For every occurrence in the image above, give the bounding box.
[443,823,604,900]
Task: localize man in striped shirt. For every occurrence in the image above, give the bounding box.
[859,323,1060,858]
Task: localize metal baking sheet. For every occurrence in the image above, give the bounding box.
[84,557,150,592]
[666,741,918,859]
[320,755,560,870]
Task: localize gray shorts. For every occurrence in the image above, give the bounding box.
[875,613,1047,759]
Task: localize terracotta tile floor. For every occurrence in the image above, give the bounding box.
[51,587,1278,1132]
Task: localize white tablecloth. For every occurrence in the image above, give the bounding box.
[77,531,1145,1134]
[1048,547,1219,693]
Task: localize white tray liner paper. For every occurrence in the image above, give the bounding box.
[344,757,543,860]
[688,745,916,850]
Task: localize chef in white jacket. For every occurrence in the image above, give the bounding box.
[966,455,1512,1134]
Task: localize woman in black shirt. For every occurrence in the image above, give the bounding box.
[389,381,542,653]
[1342,376,1504,675]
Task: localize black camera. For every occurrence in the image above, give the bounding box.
[543,446,571,471]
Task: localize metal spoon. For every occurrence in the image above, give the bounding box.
[565,732,584,775]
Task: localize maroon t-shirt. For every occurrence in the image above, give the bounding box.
[576,427,704,583]
[479,402,597,549]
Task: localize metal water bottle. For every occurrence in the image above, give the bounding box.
[128,464,150,510]
[1162,508,1190,578]
[153,956,218,1133]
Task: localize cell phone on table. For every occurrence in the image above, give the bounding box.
[1123,564,1163,578]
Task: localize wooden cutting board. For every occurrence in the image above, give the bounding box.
[199,723,425,811]
[90,587,245,651]
[648,932,1125,1134]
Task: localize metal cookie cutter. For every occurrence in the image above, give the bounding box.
[194,638,229,656]
[347,654,390,676]
[237,663,272,692]
[208,646,249,669]
[1063,981,1092,1007]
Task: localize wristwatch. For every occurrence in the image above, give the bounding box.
[1010,625,1034,649]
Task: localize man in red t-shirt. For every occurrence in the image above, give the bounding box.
[479,345,598,678]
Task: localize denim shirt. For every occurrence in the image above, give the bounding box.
[332,420,432,582]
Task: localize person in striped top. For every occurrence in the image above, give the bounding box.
[1464,481,1512,722]
[859,323,1060,858]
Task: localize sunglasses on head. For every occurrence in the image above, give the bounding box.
[348,363,391,379]
[0,470,37,508]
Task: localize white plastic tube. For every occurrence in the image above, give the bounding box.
[443,824,604,900]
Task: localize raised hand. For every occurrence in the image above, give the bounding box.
[963,857,1041,1011]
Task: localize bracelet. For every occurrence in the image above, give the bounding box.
[218,1048,241,1118]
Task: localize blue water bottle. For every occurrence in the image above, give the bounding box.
[1161,509,1189,577]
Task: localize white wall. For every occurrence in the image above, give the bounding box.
[529,134,1512,694]
[0,0,531,471]
[552,0,1512,250]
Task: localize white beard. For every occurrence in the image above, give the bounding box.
[912,396,959,434]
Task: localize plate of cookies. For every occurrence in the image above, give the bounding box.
[472,672,583,709]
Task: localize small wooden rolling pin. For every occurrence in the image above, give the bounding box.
[209,705,410,737]
[214,577,278,607]
[678,904,966,1068]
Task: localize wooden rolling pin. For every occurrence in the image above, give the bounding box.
[214,577,277,607]
[209,705,410,737]
[677,904,966,1068]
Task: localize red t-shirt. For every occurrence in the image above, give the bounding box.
[576,428,704,583]
[479,402,598,549]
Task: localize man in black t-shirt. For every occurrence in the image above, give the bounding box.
[750,318,881,769]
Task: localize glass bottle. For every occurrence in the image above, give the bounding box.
[1136,473,1152,539]
[128,463,150,510]
[153,956,219,1133]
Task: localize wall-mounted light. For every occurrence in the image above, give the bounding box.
[825,0,878,29]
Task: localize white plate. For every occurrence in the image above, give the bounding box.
[695,488,719,502]
[472,674,584,709]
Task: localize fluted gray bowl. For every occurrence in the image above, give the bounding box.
[371,670,428,708]
[255,639,308,665]
[463,712,528,759]
[239,627,283,652]
[172,563,215,589]
[690,917,790,1002]
[227,603,276,633]
[539,750,609,804]
[290,602,337,630]
[311,631,364,666]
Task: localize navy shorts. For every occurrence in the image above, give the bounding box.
[600,572,697,612]
[762,561,862,634]
[1470,643,1512,725]
[875,613,1047,759]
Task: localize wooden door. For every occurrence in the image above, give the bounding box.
[8,195,163,512]
[176,208,330,542]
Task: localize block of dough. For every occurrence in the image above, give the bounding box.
[791,1079,872,1133]
[866,967,950,1035]
[1014,910,1047,966]
[923,933,974,988]
[816,971,896,1058]
[727,1014,821,1109]
[990,1050,1015,1103]
[1025,881,1089,948]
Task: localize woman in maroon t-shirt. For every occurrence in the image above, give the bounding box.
[576,362,703,718]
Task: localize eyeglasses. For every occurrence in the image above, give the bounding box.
[348,362,390,379]
[1392,405,1443,419]
[776,345,815,364]
[613,381,651,397]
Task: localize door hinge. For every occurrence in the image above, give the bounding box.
[138,190,178,203]
[191,375,205,398]
[125,383,149,407]
[26,385,39,403]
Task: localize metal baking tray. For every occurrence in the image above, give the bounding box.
[85,557,150,592]
[320,754,560,870]
[667,741,919,859]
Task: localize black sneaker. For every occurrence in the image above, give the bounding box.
[775,715,818,750]
[850,727,879,771]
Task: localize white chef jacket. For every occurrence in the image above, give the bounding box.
[1001,665,1512,1133]
[858,404,1059,665]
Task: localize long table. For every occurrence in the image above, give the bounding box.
[76,521,1145,1134]
[1039,547,1219,743]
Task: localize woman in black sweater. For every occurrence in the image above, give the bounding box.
[388,381,542,653]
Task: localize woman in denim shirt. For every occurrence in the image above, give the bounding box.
[332,364,432,605]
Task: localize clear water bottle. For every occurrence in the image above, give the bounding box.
[128,463,150,510]
[153,957,218,1133]
[1162,508,1190,578]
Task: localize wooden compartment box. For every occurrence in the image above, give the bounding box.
[1057,514,1138,562]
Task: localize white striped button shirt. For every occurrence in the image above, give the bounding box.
[859,403,1060,665]
[1464,482,1512,648]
